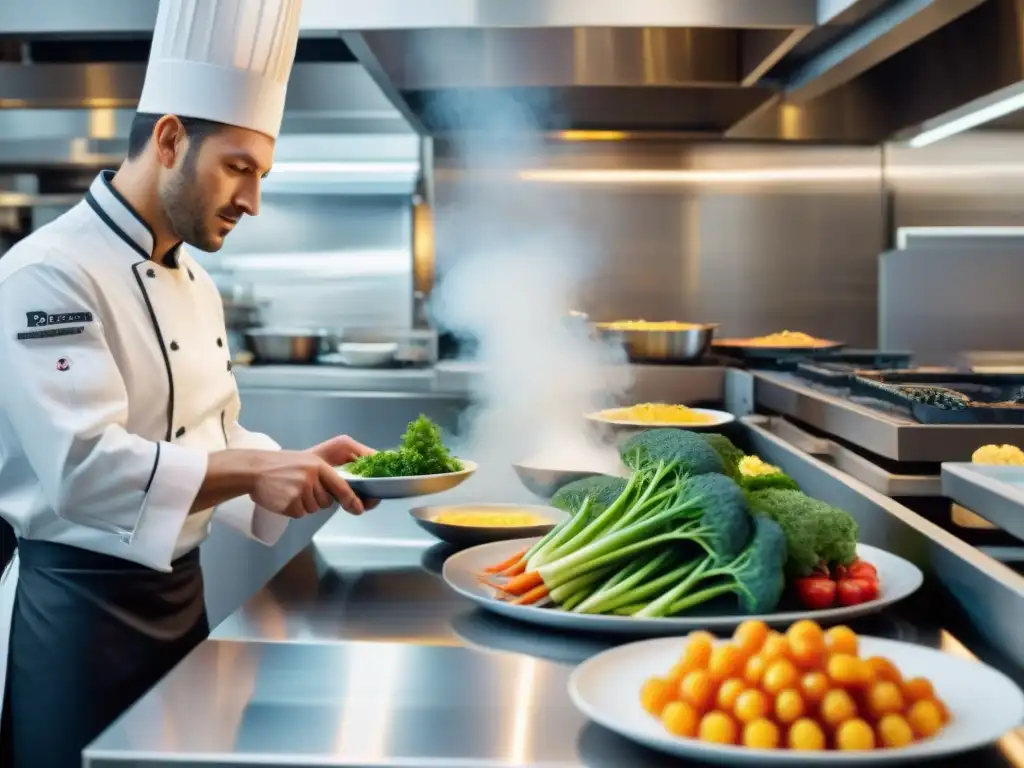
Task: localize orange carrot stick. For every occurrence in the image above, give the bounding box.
[512,584,550,605]
[501,570,544,596]
[500,560,527,578]
[484,548,528,574]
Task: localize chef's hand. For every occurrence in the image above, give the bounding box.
[309,435,381,512]
[249,449,370,518]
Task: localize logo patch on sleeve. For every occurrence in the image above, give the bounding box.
[26,311,93,328]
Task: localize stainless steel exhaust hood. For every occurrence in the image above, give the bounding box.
[2,0,1019,145]
[329,0,992,143]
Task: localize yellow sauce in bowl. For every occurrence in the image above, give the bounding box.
[430,509,553,528]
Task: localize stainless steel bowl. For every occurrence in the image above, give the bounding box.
[596,324,718,363]
[243,328,331,364]
[512,464,607,499]
[409,503,568,548]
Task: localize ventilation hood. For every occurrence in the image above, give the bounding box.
[3,0,1022,145]
[330,0,997,143]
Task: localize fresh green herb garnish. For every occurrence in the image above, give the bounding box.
[347,415,462,478]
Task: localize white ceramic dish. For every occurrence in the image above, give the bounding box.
[337,341,399,367]
[443,538,924,633]
[337,459,477,500]
[586,407,736,432]
[569,634,1024,765]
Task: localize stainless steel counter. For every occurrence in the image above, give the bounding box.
[235,362,728,400]
[85,536,1024,768]
[83,408,1024,767]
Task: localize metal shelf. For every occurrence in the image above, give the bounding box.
[943,463,1024,544]
[755,371,1024,462]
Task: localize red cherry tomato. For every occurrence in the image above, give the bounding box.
[847,561,878,580]
[796,577,837,610]
[836,577,880,606]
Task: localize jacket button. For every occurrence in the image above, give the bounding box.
[188,268,195,281]
[170,341,180,351]
[216,338,223,347]
[175,426,186,438]
[146,268,156,278]
[227,360,233,372]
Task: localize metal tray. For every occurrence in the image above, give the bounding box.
[851,372,1024,425]
[753,371,1024,462]
[795,354,916,386]
[942,463,1024,543]
[713,338,845,365]
[754,416,942,497]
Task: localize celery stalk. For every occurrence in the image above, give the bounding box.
[573,548,675,614]
[633,558,715,618]
[584,559,702,614]
[526,497,592,569]
[535,499,704,589]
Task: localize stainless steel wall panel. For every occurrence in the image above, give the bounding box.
[432,139,884,346]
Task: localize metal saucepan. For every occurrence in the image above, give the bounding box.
[243,328,331,364]
[595,323,719,363]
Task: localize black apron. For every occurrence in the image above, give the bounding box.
[0,539,209,768]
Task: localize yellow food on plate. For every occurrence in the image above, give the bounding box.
[971,444,1024,465]
[720,330,834,348]
[430,509,552,528]
[598,320,705,332]
[595,403,717,425]
[638,620,951,752]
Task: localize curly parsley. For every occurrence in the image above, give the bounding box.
[347,415,463,478]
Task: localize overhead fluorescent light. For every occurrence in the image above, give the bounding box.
[519,167,880,185]
[907,82,1024,148]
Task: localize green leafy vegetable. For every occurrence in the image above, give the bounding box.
[492,463,788,618]
[347,415,462,478]
[701,433,744,480]
[635,516,788,617]
[550,475,629,517]
[620,428,725,476]
[746,488,859,577]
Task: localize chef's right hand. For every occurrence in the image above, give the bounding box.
[250,450,366,517]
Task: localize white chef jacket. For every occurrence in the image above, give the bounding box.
[0,171,290,708]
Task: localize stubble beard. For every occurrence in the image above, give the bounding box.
[160,150,223,253]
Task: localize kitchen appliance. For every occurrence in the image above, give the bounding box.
[595,323,718,364]
[243,328,330,364]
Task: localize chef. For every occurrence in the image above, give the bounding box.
[0,1,379,765]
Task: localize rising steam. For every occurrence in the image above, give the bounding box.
[425,93,633,503]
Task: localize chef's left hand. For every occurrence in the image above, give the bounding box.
[309,435,381,510]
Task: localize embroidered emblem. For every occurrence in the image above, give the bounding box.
[17,327,85,341]
[26,311,93,328]
[56,357,71,372]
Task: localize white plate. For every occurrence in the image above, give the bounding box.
[337,341,399,367]
[443,538,923,633]
[569,635,1024,765]
[337,459,477,499]
[586,407,736,431]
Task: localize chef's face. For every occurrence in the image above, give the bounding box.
[156,119,274,252]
